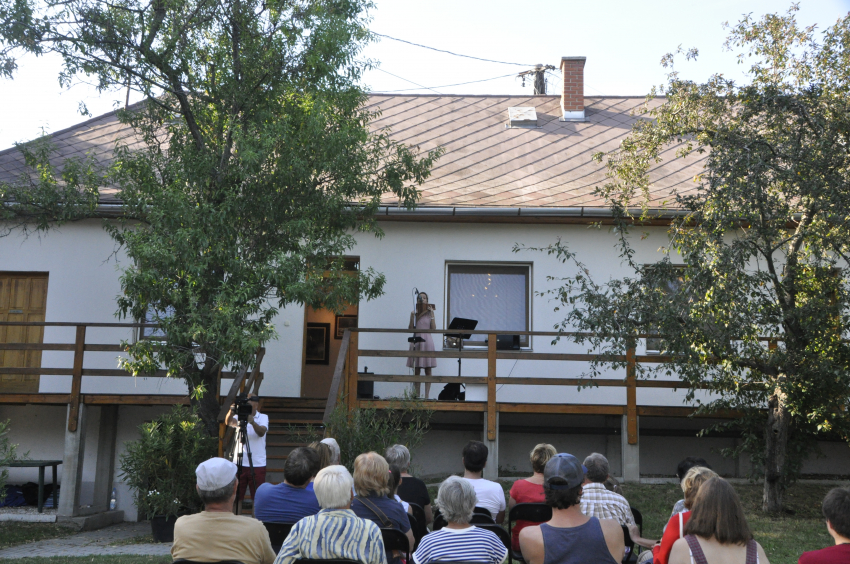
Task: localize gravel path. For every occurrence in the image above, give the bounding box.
[0,521,172,559]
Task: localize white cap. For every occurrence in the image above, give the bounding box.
[196,457,237,491]
[321,438,341,464]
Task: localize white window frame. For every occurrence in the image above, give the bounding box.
[443,261,533,349]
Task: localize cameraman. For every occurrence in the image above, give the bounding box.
[226,395,268,512]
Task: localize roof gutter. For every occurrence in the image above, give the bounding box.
[380,206,689,220]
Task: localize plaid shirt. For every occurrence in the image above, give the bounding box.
[579,482,635,526]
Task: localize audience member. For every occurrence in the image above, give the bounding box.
[579,453,635,526]
[274,465,387,564]
[350,452,414,560]
[309,441,334,472]
[321,437,341,465]
[668,477,769,564]
[519,453,624,564]
[647,465,718,564]
[603,475,624,496]
[799,487,850,564]
[389,464,412,514]
[669,457,710,518]
[508,443,557,551]
[254,447,321,523]
[461,440,506,523]
[172,458,275,564]
[414,476,508,564]
[387,443,434,525]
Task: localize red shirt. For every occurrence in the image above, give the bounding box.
[799,543,850,564]
[509,479,546,551]
[653,511,691,564]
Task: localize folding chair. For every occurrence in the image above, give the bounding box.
[263,522,295,554]
[408,502,428,549]
[506,503,552,564]
[381,527,412,563]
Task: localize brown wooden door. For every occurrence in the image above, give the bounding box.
[0,273,48,393]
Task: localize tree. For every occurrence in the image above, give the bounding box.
[0,0,441,434]
[523,6,850,512]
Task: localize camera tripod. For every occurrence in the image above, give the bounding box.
[233,416,256,514]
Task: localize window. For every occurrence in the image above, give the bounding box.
[446,263,531,347]
[645,267,684,354]
[138,306,173,340]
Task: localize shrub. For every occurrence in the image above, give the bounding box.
[0,419,18,499]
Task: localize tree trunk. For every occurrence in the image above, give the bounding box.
[763,385,790,513]
[189,365,223,438]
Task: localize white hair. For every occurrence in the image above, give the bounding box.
[321,438,341,465]
[314,465,353,509]
[385,444,411,471]
[436,476,477,525]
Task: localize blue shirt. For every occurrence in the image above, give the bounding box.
[274,508,387,564]
[351,494,411,533]
[254,482,320,524]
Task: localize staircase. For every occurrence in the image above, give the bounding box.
[261,397,327,483]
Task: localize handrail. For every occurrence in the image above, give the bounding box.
[0,322,158,327]
[323,329,351,424]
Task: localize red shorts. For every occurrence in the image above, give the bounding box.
[236,466,266,501]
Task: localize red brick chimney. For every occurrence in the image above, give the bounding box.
[560,57,586,121]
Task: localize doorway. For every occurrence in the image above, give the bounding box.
[299,258,359,399]
[0,272,49,393]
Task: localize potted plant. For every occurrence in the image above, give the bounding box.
[120,406,217,542]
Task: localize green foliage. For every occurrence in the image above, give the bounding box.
[519,6,850,512]
[0,0,442,434]
[0,418,19,500]
[118,407,216,520]
[319,393,434,472]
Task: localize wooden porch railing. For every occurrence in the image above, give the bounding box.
[323,328,745,444]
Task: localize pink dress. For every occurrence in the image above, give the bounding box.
[407,313,437,368]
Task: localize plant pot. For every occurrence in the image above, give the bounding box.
[151,514,181,543]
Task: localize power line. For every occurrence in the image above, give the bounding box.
[373,33,536,67]
[375,72,518,93]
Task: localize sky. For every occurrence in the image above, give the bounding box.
[0,0,848,149]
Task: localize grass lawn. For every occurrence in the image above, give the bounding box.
[0,558,170,564]
[0,523,75,550]
[427,479,834,564]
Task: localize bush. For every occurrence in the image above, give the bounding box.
[0,419,19,500]
[119,407,217,519]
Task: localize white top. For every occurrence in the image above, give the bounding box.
[394,494,410,513]
[233,412,269,467]
[464,477,506,519]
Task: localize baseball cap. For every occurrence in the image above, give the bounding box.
[543,453,587,490]
[196,457,237,491]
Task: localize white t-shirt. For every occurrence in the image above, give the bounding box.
[233,412,268,467]
[464,477,506,520]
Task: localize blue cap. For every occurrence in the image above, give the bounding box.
[543,453,587,490]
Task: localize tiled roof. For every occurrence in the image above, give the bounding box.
[0,95,706,209]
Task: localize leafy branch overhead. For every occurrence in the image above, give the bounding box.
[0,0,442,434]
[520,5,850,513]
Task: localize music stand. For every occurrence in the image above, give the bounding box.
[446,317,478,379]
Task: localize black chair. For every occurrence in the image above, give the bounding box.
[507,503,552,563]
[295,560,362,564]
[432,507,447,531]
[470,512,496,525]
[621,525,636,564]
[473,506,492,517]
[474,523,511,552]
[408,502,428,549]
[381,527,412,563]
[264,522,295,554]
[631,507,643,535]
[173,561,245,564]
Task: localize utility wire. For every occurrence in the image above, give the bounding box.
[373,33,536,67]
[376,73,518,93]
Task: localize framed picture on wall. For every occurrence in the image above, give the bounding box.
[305,323,331,365]
[334,314,358,339]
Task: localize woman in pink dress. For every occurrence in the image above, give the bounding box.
[407,292,437,399]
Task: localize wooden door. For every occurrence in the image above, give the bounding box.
[0,273,48,393]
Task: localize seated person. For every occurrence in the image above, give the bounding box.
[350,452,414,559]
[579,453,635,527]
[799,487,850,564]
[413,476,508,564]
[309,441,334,472]
[172,457,275,564]
[254,447,321,523]
[461,440,506,524]
[387,443,433,525]
[389,464,412,514]
[321,437,341,464]
[670,457,710,518]
[275,465,387,564]
[519,453,624,564]
[509,443,556,552]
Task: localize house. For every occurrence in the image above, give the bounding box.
[2,57,847,520]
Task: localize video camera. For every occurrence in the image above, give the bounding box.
[233,394,253,418]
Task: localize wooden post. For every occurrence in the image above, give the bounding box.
[218,422,225,457]
[68,325,86,432]
[487,334,497,442]
[626,341,637,445]
[346,331,359,412]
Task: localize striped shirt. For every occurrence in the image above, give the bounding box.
[579,483,635,526]
[274,508,388,564]
[413,526,508,564]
